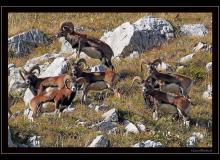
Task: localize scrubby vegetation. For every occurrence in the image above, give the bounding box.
[8,12,212,147]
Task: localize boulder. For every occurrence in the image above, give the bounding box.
[8,65,19,77]
[180,24,208,36]
[16,134,41,147]
[186,136,197,147]
[39,57,68,77]
[193,42,212,52]
[186,132,204,147]
[24,53,60,68]
[133,16,174,40]
[93,120,117,132]
[206,62,212,72]
[89,107,118,132]
[27,135,41,147]
[100,16,175,58]
[132,140,163,147]
[179,54,194,63]
[8,28,48,57]
[102,108,118,122]
[123,120,139,134]
[8,78,27,93]
[8,66,22,81]
[8,64,35,95]
[59,37,75,54]
[88,135,110,147]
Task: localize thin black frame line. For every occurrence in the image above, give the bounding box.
[2,6,219,8]
[1,5,3,155]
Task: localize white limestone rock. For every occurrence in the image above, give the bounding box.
[132,140,163,147]
[88,135,110,147]
[102,108,118,122]
[101,16,175,58]
[179,54,194,63]
[123,120,139,134]
[8,28,48,57]
[206,62,212,72]
[180,24,208,36]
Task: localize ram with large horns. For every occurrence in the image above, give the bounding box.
[19,64,76,96]
[29,75,77,121]
[55,21,115,71]
[130,75,191,126]
[71,58,120,103]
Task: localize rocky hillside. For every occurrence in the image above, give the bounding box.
[8,13,212,148]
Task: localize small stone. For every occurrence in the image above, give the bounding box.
[179,54,194,63]
[88,135,110,147]
[132,140,163,147]
[102,108,118,122]
[193,42,211,52]
[27,135,41,147]
[206,62,212,72]
[124,120,139,134]
[136,122,146,132]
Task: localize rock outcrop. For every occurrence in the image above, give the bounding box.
[123,120,139,134]
[180,24,208,36]
[8,28,48,57]
[88,135,110,147]
[132,140,163,147]
[101,16,175,58]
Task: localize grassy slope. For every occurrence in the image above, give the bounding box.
[8,13,212,147]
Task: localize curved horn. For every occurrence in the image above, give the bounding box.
[60,22,74,33]
[140,58,148,72]
[130,76,143,90]
[151,58,162,66]
[76,58,87,67]
[28,65,41,75]
[19,67,27,81]
[63,75,73,89]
